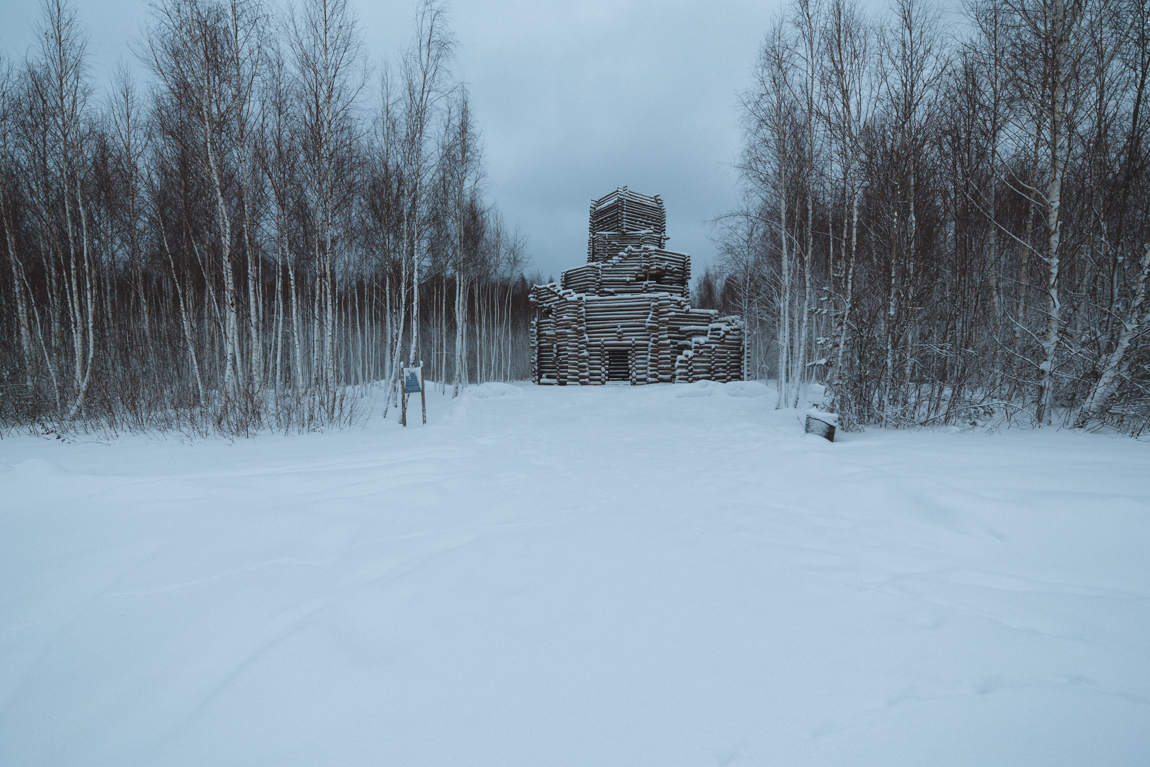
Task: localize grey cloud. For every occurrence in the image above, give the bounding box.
[0,0,775,279]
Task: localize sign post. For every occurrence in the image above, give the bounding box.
[402,366,426,426]
[420,366,427,424]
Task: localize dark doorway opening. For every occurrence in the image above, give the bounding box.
[607,348,630,382]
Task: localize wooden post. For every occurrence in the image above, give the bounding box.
[401,365,424,427]
[420,364,427,425]
[400,374,407,427]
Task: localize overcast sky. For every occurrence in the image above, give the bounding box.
[0,0,848,281]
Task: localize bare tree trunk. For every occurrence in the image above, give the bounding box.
[1075,243,1150,424]
[453,271,465,395]
[794,0,819,408]
[1,184,34,387]
[273,240,283,397]
[1034,0,1076,425]
[287,252,303,393]
[69,169,97,420]
[160,216,206,404]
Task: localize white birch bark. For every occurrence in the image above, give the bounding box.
[1075,243,1150,425]
[1029,0,1077,424]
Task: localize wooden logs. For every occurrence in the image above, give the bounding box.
[673,320,746,384]
[587,187,667,261]
[531,188,745,386]
[562,248,690,297]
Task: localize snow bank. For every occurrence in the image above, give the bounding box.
[466,382,525,399]
[671,379,766,399]
[2,382,1148,767]
[806,407,839,426]
[722,380,768,398]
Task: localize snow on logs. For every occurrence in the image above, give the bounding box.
[587,187,667,262]
[532,188,745,386]
[561,248,690,298]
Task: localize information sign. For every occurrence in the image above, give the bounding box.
[403,367,422,394]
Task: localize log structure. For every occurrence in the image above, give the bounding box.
[531,188,745,385]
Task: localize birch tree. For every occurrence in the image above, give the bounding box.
[147,0,245,396]
[28,0,96,419]
[821,0,874,411]
[0,53,35,391]
[291,0,364,400]
[743,21,800,408]
[398,0,453,425]
[1000,0,1089,423]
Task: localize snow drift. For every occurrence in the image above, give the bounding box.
[1,381,1148,766]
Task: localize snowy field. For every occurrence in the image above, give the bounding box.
[2,381,1149,767]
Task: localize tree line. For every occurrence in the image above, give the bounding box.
[0,0,534,435]
[704,0,1150,434]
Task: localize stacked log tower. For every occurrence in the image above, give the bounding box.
[531,187,745,385]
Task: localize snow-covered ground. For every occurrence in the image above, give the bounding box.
[2,381,1149,767]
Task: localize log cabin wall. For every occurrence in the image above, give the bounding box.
[587,187,667,262]
[532,188,745,386]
